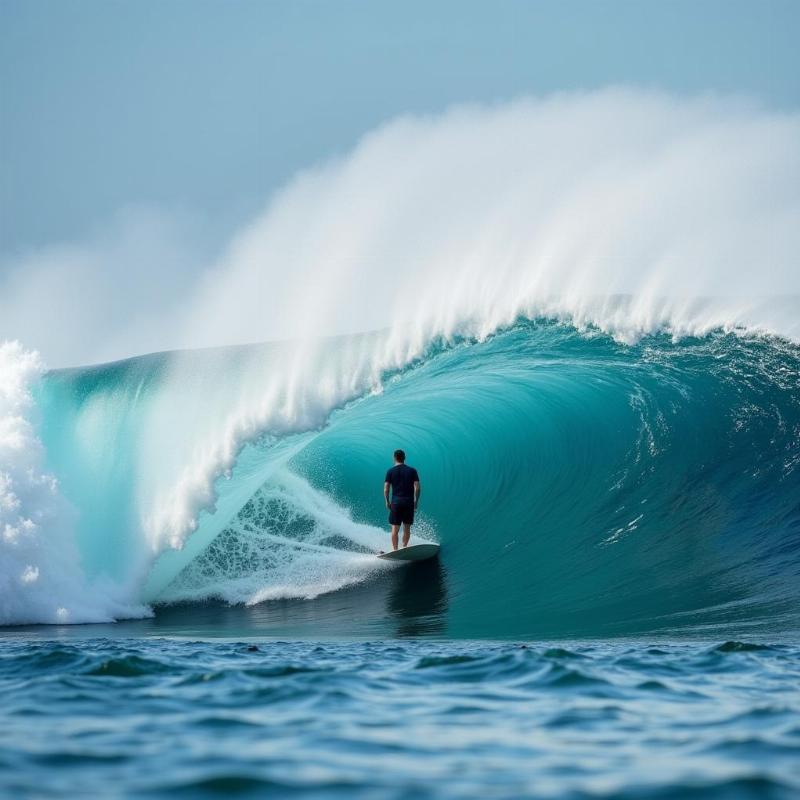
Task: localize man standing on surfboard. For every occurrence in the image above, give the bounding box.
[384,449,421,551]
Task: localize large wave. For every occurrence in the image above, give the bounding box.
[3,322,799,636]
[2,89,799,633]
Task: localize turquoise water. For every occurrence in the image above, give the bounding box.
[29,322,800,637]
[1,635,799,798]
[3,321,800,796]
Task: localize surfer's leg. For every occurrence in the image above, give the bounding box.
[402,522,411,547]
[391,524,400,550]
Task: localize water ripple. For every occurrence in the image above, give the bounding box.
[0,638,798,799]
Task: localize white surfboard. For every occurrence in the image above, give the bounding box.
[377,543,440,562]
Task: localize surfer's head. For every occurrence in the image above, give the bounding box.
[394,449,406,463]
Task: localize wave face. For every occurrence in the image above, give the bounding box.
[7,321,799,637]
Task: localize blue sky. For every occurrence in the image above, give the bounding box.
[1,0,798,258]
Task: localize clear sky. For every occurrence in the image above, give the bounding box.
[1,0,798,259]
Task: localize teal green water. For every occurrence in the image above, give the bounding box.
[34,323,800,638]
[293,326,800,638]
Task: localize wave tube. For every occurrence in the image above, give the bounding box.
[7,323,798,637]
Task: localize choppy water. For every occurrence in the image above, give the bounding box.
[1,635,798,799]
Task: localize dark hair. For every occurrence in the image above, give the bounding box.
[394,449,406,463]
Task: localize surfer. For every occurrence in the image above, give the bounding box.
[384,449,421,551]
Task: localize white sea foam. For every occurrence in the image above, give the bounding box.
[3,90,797,367]
[0,342,150,624]
[158,469,390,606]
[179,89,800,353]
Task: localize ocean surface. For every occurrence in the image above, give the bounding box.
[2,319,800,797]
[1,633,799,799]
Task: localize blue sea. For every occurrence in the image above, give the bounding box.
[1,633,799,798]
[2,321,800,797]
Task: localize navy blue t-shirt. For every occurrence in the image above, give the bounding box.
[385,464,419,501]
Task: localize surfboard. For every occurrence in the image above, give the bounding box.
[377,543,440,562]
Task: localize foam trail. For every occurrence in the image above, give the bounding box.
[158,469,393,606]
[0,342,150,624]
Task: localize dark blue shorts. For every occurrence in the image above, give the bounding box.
[389,499,415,525]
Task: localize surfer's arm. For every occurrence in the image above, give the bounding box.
[384,481,391,509]
[414,481,420,509]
